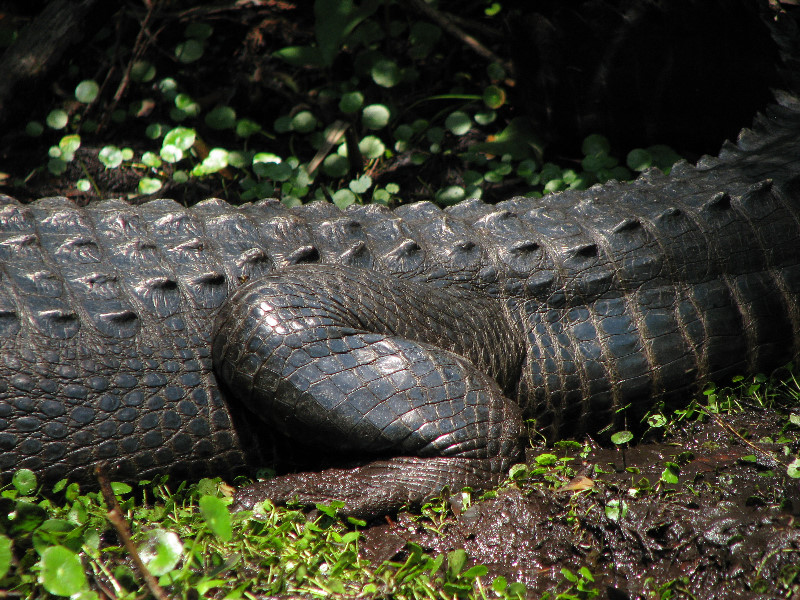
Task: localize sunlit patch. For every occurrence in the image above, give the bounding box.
[374,354,404,375]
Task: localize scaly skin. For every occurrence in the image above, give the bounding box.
[2,4,800,517]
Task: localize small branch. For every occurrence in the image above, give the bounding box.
[308,120,349,175]
[96,465,170,600]
[706,411,786,469]
[406,0,514,77]
[99,0,162,132]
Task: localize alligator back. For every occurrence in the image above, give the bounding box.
[1,5,799,499]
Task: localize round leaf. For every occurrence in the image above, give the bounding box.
[358,135,385,159]
[158,77,179,99]
[138,178,162,195]
[48,158,68,175]
[138,529,183,576]
[436,186,466,206]
[264,162,293,181]
[75,80,99,103]
[174,93,200,116]
[26,121,44,136]
[349,174,372,194]
[322,154,349,178]
[626,148,653,172]
[274,115,292,133]
[445,111,471,136]
[611,430,634,446]
[205,105,236,130]
[145,123,163,139]
[160,145,183,163]
[482,85,505,109]
[12,469,37,495]
[46,110,68,130]
[332,189,356,209]
[200,148,229,173]
[474,110,496,125]
[371,59,401,88]
[199,495,232,542]
[582,134,611,156]
[647,144,683,171]
[98,146,123,168]
[394,124,413,142]
[163,127,196,151]
[253,152,281,165]
[40,546,87,596]
[487,62,505,80]
[227,152,247,169]
[362,104,390,130]
[142,151,161,168]
[58,134,80,161]
[76,179,92,192]
[339,91,364,114]
[175,39,204,63]
[236,119,261,138]
[130,60,156,83]
[291,110,317,133]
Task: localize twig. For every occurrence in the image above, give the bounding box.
[406,0,514,77]
[706,410,786,468]
[100,0,162,132]
[307,120,349,175]
[95,464,171,600]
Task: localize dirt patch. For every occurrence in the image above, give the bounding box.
[360,405,800,599]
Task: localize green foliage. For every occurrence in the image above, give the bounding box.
[39,546,87,596]
[74,80,99,104]
[610,430,633,446]
[25,0,685,207]
[1,473,537,599]
[46,110,68,130]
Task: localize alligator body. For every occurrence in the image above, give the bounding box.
[2,10,800,516]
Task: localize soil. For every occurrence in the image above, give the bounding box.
[360,397,800,599]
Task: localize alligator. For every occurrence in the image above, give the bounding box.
[2,8,800,517]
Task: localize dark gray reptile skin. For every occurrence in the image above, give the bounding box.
[2,6,800,516]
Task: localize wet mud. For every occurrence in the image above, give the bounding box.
[360,408,800,599]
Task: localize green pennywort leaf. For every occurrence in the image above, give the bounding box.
[75,80,99,103]
[138,178,162,194]
[362,104,390,130]
[39,546,87,596]
[138,529,183,576]
[46,109,68,130]
[98,146,123,168]
[199,495,232,542]
[175,38,204,63]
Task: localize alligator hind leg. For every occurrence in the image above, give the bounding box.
[212,264,524,516]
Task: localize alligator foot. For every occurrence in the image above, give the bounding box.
[233,456,499,517]
[213,264,525,516]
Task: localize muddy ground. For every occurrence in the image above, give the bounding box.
[358,392,800,599]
